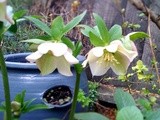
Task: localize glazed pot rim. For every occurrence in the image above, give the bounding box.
[4,52,38,69]
[4,52,85,69]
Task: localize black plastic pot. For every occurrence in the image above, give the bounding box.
[0,53,88,120]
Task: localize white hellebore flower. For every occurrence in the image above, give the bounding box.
[82,40,138,76]
[0,0,14,25]
[26,42,79,76]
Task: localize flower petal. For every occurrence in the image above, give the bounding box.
[110,51,131,75]
[117,41,138,62]
[36,53,57,75]
[38,42,53,54]
[64,51,79,64]
[38,42,68,56]
[92,47,104,57]
[26,51,42,63]
[105,40,120,52]
[89,58,110,76]
[56,56,73,76]
[50,43,68,56]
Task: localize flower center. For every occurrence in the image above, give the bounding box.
[98,50,119,64]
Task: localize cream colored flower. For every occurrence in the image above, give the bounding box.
[26,42,79,76]
[82,40,138,76]
[0,0,14,25]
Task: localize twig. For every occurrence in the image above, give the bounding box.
[147,12,160,83]
[128,0,160,29]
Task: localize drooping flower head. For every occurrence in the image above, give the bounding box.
[80,13,148,76]
[83,40,138,76]
[0,0,14,25]
[26,42,79,76]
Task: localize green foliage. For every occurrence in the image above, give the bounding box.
[0,90,48,118]
[24,10,86,45]
[93,13,110,43]
[109,24,122,41]
[74,112,109,120]
[89,31,105,46]
[25,16,52,36]
[129,32,149,41]
[80,14,123,47]
[114,88,136,110]
[77,89,92,108]
[77,82,99,109]
[116,106,143,120]
[132,60,154,81]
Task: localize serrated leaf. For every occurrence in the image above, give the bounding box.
[63,10,86,34]
[114,88,136,110]
[22,98,36,111]
[36,35,52,40]
[61,36,75,50]
[109,24,122,41]
[79,25,99,37]
[51,16,64,39]
[73,41,82,57]
[127,32,149,41]
[75,112,109,120]
[13,10,28,20]
[89,32,105,46]
[23,104,48,113]
[21,39,46,44]
[116,106,143,120]
[93,13,110,43]
[25,16,52,36]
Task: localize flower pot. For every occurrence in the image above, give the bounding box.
[0,53,88,120]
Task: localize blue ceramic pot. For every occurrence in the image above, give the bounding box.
[0,53,88,120]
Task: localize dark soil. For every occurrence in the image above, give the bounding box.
[43,85,72,106]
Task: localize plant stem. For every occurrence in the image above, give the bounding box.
[69,67,81,120]
[0,48,12,120]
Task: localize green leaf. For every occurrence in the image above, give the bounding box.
[61,36,75,50]
[137,98,152,111]
[93,13,110,43]
[109,24,122,41]
[75,112,109,120]
[13,10,28,20]
[114,88,136,110]
[79,25,99,37]
[63,10,87,34]
[51,16,64,39]
[25,16,52,36]
[22,98,36,111]
[36,35,52,40]
[116,106,143,120]
[14,90,26,104]
[73,41,82,57]
[21,39,46,44]
[8,21,17,33]
[89,32,105,46]
[145,110,160,120]
[24,104,48,113]
[127,32,149,41]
